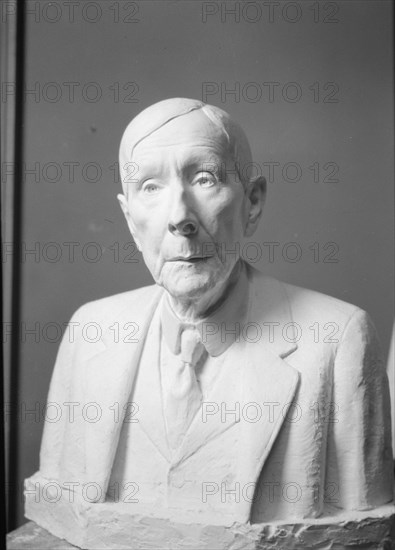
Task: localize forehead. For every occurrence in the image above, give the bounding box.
[131,110,230,164]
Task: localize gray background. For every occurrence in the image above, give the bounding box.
[10,0,394,527]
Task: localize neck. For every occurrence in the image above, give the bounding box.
[167,260,243,322]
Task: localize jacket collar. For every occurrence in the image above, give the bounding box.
[245,262,297,358]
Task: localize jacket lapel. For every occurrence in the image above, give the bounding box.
[238,346,300,490]
[133,309,172,462]
[82,285,163,498]
[237,268,300,514]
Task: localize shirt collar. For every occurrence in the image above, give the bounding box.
[161,261,250,357]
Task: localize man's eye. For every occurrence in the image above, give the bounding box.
[142,183,159,194]
[194,173,217,188]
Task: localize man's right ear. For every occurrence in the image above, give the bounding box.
[117,193,142,251]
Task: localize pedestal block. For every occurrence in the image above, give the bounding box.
[24,474,395,549]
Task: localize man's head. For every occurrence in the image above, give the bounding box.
[118,98,266,303]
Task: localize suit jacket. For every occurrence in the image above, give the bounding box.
[38,264,393,523]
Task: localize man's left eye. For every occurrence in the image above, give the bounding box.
[194,174,217,188]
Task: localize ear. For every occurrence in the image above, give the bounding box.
[117,193,142,251]
[244,176,266,237]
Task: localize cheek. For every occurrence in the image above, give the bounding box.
[204,193,245,238]
[130,205,165,244]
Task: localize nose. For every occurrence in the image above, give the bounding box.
[167,188,198,237]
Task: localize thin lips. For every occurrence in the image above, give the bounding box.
[169,255,212,261]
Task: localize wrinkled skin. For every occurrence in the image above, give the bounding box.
[118,110,265,320]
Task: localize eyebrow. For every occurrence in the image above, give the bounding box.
[126,146,231,193]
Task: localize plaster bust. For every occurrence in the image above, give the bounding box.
[25,98,394,548]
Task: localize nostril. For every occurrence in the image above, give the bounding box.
[168,220,198,236]
[183,222,197,235]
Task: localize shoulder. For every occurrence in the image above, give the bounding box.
[247,263,369,332]
[281,279,378,345]
[282,279,360,323]
[248,267,382,372]
[70,284,161,324]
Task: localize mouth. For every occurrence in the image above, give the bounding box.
[168,256,213,263]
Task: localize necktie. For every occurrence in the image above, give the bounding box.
[164,327,206,451]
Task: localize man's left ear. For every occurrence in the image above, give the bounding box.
[244,176,266,237]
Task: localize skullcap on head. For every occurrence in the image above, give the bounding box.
[119,97,253,193]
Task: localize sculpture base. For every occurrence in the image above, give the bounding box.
[25,474,395,549]
[7,521,78,549]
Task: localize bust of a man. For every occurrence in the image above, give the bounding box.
[25,98,393,548]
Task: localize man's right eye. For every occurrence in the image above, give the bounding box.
[142,183,159,194]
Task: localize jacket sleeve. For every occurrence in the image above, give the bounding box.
[325,308,393,511]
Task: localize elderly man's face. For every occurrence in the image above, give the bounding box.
[118,111,262,301]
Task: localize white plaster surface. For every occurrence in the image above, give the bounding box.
[25,474,395,549]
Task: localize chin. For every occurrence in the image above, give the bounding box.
[165,279,213,300]
[162,270,217,300]
[157,259,232,300]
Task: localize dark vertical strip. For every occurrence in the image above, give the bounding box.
[0,216,4,543]
[0,101,5,546]
[8,0,26,532]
